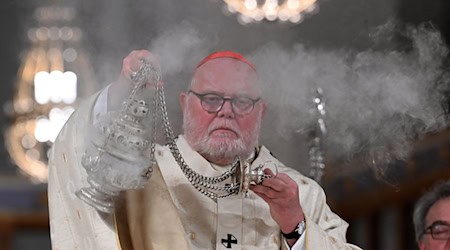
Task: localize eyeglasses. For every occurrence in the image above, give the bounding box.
[422,222,450,240]
[188,90,261,115]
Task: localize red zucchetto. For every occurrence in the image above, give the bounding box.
[196,50,256,72]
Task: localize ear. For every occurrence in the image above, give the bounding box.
[260,100,267,120]
[418,239,426,250]
[180,92,188,113]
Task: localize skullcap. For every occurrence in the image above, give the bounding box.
[196,50,256,71]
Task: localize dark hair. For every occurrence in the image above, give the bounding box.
[413,180,450,242]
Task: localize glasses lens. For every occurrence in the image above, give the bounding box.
[431,224,450,240]
[201,94,223,112]
[232,97,254,114]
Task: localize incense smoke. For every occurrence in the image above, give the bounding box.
[252,21,449,174]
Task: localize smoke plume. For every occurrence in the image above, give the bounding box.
[252,21,449,174]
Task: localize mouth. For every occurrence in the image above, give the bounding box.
[210,127,238,137]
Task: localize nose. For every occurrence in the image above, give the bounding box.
[217,99,234,118]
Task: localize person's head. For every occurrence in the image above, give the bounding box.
[413,180,450,250]
[180,51,267,166]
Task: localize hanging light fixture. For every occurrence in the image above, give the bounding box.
[4,4,98,182]
[223,0,319,24]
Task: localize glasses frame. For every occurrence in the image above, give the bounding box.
[422,221,450,240]
[188,90,261,115]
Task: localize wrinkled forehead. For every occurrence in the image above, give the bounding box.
[191,58,260,96]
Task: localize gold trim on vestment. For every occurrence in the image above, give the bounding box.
[113,212,123,250]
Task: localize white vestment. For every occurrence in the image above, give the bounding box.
[48,93,362,250]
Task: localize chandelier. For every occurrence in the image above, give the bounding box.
[223,0,319,24]
[4,4,98,182]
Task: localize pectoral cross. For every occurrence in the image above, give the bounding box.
[221,234,238,248]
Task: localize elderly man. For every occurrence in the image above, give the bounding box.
[48,50,361,249]
[413,180,450,250]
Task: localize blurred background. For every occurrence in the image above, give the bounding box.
[0,0,449,249]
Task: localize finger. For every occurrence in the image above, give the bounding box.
[125,50,149,74]
[265,172,298,190]
[261,176,287,192]
[122,50,161,81]
[251,189,272,204]
[271,173,294,183]
[133,50,162,73]
[250,184,279,199]
[251,186,292,205]
[264,168,274,177]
